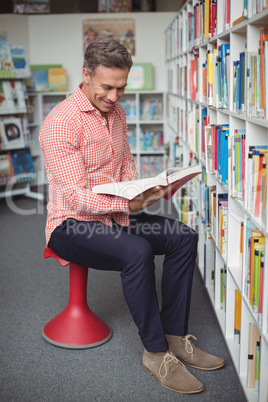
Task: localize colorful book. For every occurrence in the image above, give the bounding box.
[8,148,36,183]
[234,289,242,344]
[0,117,25,151]
[246,323,261,388]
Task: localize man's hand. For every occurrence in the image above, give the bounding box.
[122,176,136,182]
[129,182,178,212]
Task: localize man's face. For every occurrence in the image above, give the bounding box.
[82,65,129,114]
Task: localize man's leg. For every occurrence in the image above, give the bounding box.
[48,217,205,394]
[124,212,197,336]
[124,213,225,371]
[48,218,168,352]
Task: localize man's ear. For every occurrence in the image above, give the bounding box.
[82,68,91,84]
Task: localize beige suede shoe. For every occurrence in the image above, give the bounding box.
[142,349,204,394]
[166,334,225,371]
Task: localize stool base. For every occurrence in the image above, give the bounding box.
[42,329,112,349]
[42,305,112,349]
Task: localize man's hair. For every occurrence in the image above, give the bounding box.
[83,37,133,76]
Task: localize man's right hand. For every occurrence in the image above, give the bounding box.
[129,182,178,212]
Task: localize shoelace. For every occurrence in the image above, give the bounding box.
[159,351,185,379]
[182,334,197,354]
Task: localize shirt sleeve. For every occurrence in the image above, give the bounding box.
[40,117,130,215]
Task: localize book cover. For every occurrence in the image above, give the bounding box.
[0,117,25,151]
[31,64,62,92]
[252,246,264,313]
[8,147,36,183]
[234,289,242,344]
[0,40,15,78]
[246,323,261,388]
[48,67,67,91]
[0,81,8,114]
[0,153,12,186]
[92,164,202,200]
[10,44,31,78]
[259,27,268,118]
[221,44,230,108]
[250,233,265,306]
[258,252,264,326]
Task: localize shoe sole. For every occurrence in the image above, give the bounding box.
[179,359,226,371]
[142,364,204,394]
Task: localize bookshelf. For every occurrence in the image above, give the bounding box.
[0,41,43,201]
[120,91,167,178]
[165,1,268,402]
[26,91,71,187]
[27,90,166,186]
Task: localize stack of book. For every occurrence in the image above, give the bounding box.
[229,129,246,201]
[220,265,227,311]
[246,322,261,392]
[204,123,229,186]
[244,226,265,325]
[0,41,30,79]
[140,99,163,121]
[140,156,166,178]
[0,148,36,188]
[247,145,267,223]
[217,193,228,260]
[234,289,242,344]
[0,81,27,115]
[140,130,163,152]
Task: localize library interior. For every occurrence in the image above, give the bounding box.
[0,1,267,401]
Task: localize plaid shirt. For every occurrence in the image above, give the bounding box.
[39,84,138,244]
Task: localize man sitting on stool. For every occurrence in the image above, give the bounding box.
[39,37,225,395]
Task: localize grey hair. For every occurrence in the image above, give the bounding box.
[83,37,133,76]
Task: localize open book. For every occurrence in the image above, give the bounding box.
[92,164,202,200]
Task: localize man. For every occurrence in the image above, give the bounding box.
[39,37,225,394]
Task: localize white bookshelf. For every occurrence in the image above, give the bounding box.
[120,91,167,178]
[0,77,43,201]
[27,91,72,187]
[165,2,268,402]
[27,90,167,185]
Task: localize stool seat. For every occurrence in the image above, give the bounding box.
[42,246,112,349]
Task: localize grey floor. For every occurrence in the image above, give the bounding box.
[0,194,247,402]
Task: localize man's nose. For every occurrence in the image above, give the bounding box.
[108,89,119,102]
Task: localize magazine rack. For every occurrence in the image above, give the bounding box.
[42,247,112,349]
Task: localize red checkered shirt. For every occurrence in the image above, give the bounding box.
[39,84,138,244]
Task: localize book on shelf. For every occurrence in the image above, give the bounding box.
[92,164,202,201]
[234,289,242,344]
[140,98,163,121]
[247,145,268,222]
[0,41,30,78]
[218,193,228,259]
[127,127,136,151]
[246,322,261,389]
[8,147,36,183]
[0,153,12,186]
[10,44,31,78]
[0,40,15,78]
[140,130,163,152]
[232,15,247,26]
[220,265,227,311]
[244,225,265,314]
[229,129,246,200]
[48,67,67,92]
[140,156,166,179]
[30,64,66,92]
[0,117,25,151]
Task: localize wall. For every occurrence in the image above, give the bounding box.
[0,12,176,92]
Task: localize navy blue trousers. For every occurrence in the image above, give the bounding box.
[48,212,198,353]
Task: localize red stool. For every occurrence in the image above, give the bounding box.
[42,247,112,349]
